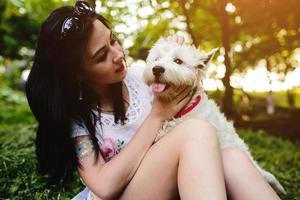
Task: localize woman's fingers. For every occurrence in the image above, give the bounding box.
[176,87,192,105]
[166,34,185,45]
[173,87,187,99]
[151,87,193,120]
[177,36,184,45]
[169,86,192,113]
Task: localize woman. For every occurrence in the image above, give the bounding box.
[26,1,280,199]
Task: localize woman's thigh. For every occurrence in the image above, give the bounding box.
[119,119,219,200]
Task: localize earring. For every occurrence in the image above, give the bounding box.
[79,89,83,101]
[78,83,83,101]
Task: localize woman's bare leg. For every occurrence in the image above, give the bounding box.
[222,148,280,200]
[119,119,226,200]
[177,120,226,200]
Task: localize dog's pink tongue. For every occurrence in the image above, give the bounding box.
[151,83,166,93]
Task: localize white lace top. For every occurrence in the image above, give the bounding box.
[71,65,153,161]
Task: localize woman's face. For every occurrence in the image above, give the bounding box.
[82,19,127,88]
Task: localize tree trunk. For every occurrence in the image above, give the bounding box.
[179,0,199,46]
[218,0,234,118]
[266,59,275,115]
[287,89,295,108]
[283,59,295,108]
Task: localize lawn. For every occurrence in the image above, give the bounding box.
[0,86,299,199]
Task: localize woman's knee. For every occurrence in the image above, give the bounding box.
[175,118,219,146]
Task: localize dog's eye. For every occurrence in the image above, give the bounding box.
[155,57,160,61]
[174,58,183,64]
[196,64,205,70]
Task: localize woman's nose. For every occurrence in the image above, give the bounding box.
[112,47,124,64]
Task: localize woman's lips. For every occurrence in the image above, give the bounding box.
[115,65,124,73]
[115,60,126,73]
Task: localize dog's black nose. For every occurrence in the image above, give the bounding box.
[152,66,165,76]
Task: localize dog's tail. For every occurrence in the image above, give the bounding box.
[252,160,286,194]
[261,168,286,194]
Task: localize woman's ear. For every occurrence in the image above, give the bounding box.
[203,48,218,65]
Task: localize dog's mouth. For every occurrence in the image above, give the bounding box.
[150,82,169,93]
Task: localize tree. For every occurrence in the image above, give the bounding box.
[144,0,239,117]
[0,0,72,59]
[232,0,300,107]
[157,0,300,115]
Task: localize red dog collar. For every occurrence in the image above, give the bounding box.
[175,95,201,118]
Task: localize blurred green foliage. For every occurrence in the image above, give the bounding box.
[1,0,299,115]
[0,0,73,58]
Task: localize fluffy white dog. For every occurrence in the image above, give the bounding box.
[143,38,285,194]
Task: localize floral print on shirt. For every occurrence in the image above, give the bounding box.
[99,137,125,162]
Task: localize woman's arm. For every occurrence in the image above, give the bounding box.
[75,113,162,199]
[76,88,191,200]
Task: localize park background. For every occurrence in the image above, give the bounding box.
[0,0,299,199]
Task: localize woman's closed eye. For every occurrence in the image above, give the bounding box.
[96,35,118,63]
[96,50,108,63]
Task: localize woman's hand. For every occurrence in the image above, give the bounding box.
[166,34,187,45]
[151,87,192,121]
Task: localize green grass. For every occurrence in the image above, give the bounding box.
[233,88,300,108]
[1,86,300,199]
[0,86,83,199]
[0,123,83,199]
[208,87,300,109]
[238,129,300,200]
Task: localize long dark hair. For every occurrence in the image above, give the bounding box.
[26,5,127,184]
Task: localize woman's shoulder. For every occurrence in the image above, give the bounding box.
[70,119,90,138]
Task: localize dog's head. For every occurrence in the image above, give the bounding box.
[144,38,217,101]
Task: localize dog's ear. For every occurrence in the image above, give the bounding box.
[196,48,218,70]
[203,48,218,65]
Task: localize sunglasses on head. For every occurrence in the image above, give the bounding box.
[60,1,95,39]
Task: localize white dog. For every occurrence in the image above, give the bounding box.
[143,38,285,194]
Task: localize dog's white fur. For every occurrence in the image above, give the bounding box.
[143,38,285,194]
